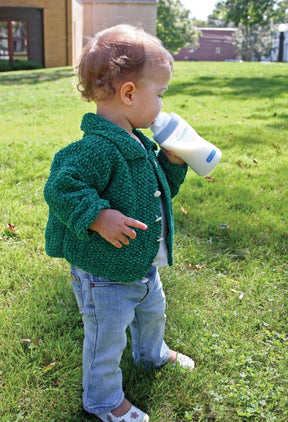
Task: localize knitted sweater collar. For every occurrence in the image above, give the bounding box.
[80,113,157,160]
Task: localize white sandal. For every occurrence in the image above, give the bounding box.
[95,404,149,422]
[173,352,195,370]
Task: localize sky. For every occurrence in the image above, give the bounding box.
[180,0,218,20]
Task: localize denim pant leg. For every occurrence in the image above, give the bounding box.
[130,267,170,368]
[71,267,128,413]
[70,266,154,414]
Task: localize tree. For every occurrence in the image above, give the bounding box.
[157,0,199,53]
[214,0,276,27]
[273,0,288,23]
[211,0,281,60]
[234,22,277,60]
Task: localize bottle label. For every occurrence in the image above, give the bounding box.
[206,149,216,163]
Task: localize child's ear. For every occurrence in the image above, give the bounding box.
[120,81,136,105]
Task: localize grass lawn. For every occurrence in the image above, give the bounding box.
[0,62,287,421]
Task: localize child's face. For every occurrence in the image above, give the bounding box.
[131,65,171,129]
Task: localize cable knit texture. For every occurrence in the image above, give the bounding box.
[44,113,187,283]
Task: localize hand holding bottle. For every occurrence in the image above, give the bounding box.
[150,112,222,176]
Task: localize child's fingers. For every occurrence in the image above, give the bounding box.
[125,217,148,231]
[119,220,147,245]
[162,149,185,165]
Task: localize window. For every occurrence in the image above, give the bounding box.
[0,20,28,61]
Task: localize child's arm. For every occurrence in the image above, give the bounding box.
[156,149,188,199]
[89,209,147,249]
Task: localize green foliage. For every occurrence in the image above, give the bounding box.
[0,60,11,72]
[234,22,277,60]
[275,0,288,22]
[0,63,288,421]
[0,59,43,72]
[214,0,277,27]
[157,0,199,53]
[210,0,284,60]
[211,0,288,26]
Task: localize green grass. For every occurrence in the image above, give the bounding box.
[0,62,287,421]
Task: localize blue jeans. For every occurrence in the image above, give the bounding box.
[70,265,170,414]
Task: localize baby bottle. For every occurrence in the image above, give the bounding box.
[150,112,222,177]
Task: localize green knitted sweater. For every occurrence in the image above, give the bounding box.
[44,113,187,283]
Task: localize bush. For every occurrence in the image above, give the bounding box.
[0,60,11,72]
[0,59,43,72]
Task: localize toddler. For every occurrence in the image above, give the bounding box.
[44,24,194,422]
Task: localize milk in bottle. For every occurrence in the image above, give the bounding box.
[150,112,222,176]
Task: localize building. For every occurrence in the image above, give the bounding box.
[83,0,157,42]
[174,28,238,62]
[0,0,157,68]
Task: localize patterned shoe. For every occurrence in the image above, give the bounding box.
[95,404,149,422]
[173,352,195,370]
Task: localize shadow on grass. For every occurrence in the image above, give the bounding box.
[1,65,287,97]
[166,74,288,99]
[0,67,75,85]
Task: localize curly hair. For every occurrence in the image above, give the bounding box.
[76,24,173,102]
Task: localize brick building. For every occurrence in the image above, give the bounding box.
[0,0,157,68]
[174,28,238,62]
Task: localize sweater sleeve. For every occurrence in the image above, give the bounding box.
[156,149,188,198]
[44,141,111,241]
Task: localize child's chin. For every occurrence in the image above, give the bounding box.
[141,122,150,129]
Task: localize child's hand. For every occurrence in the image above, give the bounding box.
[89,209,148,248]
[161,149,185,165]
